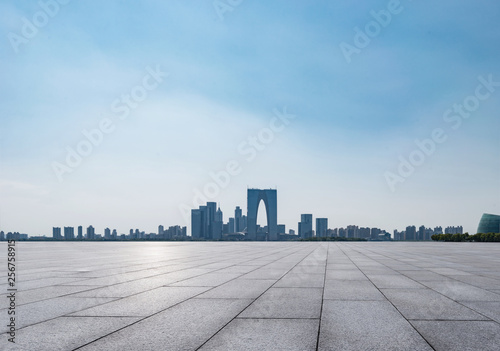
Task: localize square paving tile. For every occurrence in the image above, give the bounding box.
[77,298,252,351]
[318,300,432,351]
[411,320,500,351]
[199,318,319,351]
[239,287,323,318]
[323,280,386,300]
[71,286,210,316]
[381,288,489,320]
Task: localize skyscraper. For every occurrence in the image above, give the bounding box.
[86,225,95,240]
[316,218,328,238]
[64,227,74,240]
[299,214,313,238]
[405,226,416,240]
[228,217,235,234]
[207,202,217,239]
[77,226,83,240]
[235,206,242,232]
[247,189,278,241]
[418,225,425,241]
[191,209,202,239]
[53,227,61,240]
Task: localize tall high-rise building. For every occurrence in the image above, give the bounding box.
[207,202,217,239]
[299,214,313,238]
[405,226,416,240]
[212,206,223,240]
[371,228,381,240]
[247,189,278,240]
[191,209,202,238]
[445,226,463,234]
[86,226,95,240]
[158,225,164,237]
[434,226,443,234]
[104,228,111,239]
[277,224,286,234]
[112,229,117,239]
[358,227,370,239]
[53,227,61,240]
[64,227,74,240]
[77,226,83,240]
[346,225,358,238]
[418,225,425,241]
[0,231,4,241]
[235,206,242,232]
[228,217,235,234]
[316,218,328,238]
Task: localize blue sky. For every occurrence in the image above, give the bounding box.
[1,0,499,235]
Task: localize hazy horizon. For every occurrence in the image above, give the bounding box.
[1,0,499,235]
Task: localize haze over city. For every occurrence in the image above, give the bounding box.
[1,0,499,235]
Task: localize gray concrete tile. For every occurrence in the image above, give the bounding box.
[199,318,319,351]
[78,298,252,351]
[446,275,500,289]
[1,285,100,305]
[0,296,119,332]
[411,320,500,351]
[71,286,210,316]
[460,301,500,323]
[274,273,324,288]
[5,316,139,351]
[196,279,274,299]
[242,269,288,280]
[169,273,241,287]
[323,280,386,300]
[381,288,489,320]
[422,280,500,301]
[319,300,432,351]
[367,274,425,288]
[325,269,367,281]
[240,287,323,318]
[401,270,447,281]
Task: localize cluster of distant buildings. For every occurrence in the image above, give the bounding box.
[2,188,480,242]
[46,225,188,241]
[189,189,457,241]
[393,226,463,241]
[0,231,29,241]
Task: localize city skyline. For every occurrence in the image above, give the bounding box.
[1,1,499,235]
[0,186,480,238]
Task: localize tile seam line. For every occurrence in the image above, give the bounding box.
[2,246,300,336]
[316,242,330,351]
[348,244,500,325]
[70,245,312,351]
[336,243,437,351]
[193,244,322,351]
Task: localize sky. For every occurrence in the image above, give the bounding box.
[1,0,499,236]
